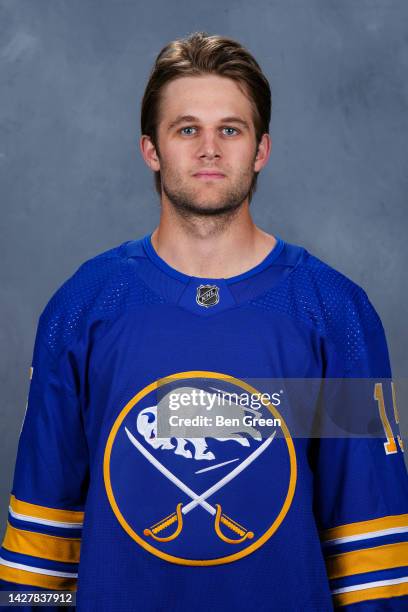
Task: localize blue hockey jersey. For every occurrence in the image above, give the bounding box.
[1,234,407,611]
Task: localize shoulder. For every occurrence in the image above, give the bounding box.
[298,249,381,329]
[298,249,391,376]
[257,241,381,328]
[253,241,385,369]
[37,239,159,358]
[293,247,385,370]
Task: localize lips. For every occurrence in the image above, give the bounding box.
[194,171,225,178]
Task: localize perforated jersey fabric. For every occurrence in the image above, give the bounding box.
[249,254,383,376]
[39,247,164,363]
[40,236,381,374]
[0,234,407,612]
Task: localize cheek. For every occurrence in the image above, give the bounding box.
[238,144,257,163]
[223,141,254,163]
[166,145,198,170]
[160,153,190,182]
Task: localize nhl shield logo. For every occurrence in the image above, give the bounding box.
[103,371,297,566]
[196,284,219,307]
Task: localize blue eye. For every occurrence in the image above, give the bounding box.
[180,127,197,135]
[222,127,239,136]
[179,126,239,137]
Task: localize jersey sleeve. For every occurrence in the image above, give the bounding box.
[0,308,89,597]
[313,291,408,610]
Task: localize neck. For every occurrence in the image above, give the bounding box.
[151,198,277,279]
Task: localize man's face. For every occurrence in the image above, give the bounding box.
[142,74,270,217]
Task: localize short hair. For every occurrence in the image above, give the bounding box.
[140,31,272,203]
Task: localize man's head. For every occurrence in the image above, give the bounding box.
[140,32,271,218]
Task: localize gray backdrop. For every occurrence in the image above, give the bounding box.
[1,0,407,538]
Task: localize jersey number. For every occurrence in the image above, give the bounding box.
[375,382,404,455]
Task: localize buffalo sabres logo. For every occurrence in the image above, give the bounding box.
[196,284,219,307]
[103,371,296,565]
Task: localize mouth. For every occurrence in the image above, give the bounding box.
[193,172,225,180]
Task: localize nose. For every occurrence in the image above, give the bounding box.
[197,130,221,160]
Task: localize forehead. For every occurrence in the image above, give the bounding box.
[158,74,254,124]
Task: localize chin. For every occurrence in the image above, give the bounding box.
[190,198,230,209]
[163,181,247,217]
[185,200,244,217]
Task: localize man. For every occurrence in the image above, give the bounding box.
[0,32,407,611]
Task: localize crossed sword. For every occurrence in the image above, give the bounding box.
[125,427,276,544]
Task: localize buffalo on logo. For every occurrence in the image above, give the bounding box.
[137,393,262,461]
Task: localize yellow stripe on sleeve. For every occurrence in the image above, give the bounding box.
[326,542,408,579]
[334,580,408,607]
[321,514,408,542]
[2,522,81,564]
[10,495,84,524]
[0,563,77,591]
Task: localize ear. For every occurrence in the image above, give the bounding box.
[254,133,272,173]
[140,135,161,172]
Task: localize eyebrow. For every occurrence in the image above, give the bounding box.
[167,115,250,131]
